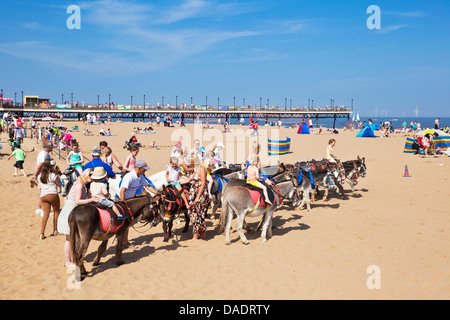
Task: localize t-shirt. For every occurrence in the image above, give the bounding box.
[38,173,59,197]
[36,150,50,168]
[90,181,108,200]
[83,158,116,179]
[120,170,149,200]
[167,167,181,183]
[12,149,25,161]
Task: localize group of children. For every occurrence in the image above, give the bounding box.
[163,140,274,206]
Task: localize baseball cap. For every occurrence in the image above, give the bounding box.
[135,160,151,170]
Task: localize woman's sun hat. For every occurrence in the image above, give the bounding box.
[91,167,107,180]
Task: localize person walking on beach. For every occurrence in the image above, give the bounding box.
[38,159,61,240]
[7,144,27,177]
[31,141,53,215]
[57,169,99,267]
[435,118,440,130]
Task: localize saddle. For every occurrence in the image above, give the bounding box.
[94,203,127,234]
[209,175,229,196]
[165,185,190,208]
[246,182,275,207]
[311,159,327,170]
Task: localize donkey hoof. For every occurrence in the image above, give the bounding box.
[225,241,231,246]
[243,241,250,245]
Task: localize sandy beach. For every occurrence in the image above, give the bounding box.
[0,120,449,300]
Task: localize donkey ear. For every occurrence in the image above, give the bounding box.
[357,155,361,160]
[162,185,168,194]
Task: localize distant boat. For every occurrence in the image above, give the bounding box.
[356,112,360,122]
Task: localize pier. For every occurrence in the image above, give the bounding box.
[0,105,353,127]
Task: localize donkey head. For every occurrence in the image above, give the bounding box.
[159,185,184,221]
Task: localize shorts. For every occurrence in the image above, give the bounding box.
[70,163,83,171]
[14,161,24,170]
[98,198,115,208]
[165,182,181,188]
[247,180,264,189]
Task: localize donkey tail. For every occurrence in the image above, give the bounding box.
[219,196,229,234]
[69,209,79,266]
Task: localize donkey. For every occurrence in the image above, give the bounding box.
[341,156,367,192]
[60,167,78,197]
[159,185,188,242]
[219,174,299,245]
[297,160,347,202]
[69,195,158,281]
[209,170,246,219]
[293,164,342,211]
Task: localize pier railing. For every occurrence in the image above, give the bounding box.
[1,104,353,113]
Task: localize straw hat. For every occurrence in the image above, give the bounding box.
[91,167,107,180]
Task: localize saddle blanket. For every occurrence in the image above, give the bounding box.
[98,206,126,234]
[246,184,275,207]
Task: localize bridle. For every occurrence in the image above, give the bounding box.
[159,189,183,220]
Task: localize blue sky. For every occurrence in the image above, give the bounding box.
[1,0,449,117]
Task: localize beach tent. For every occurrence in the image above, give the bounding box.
[357,126,376,138]
[268,138,291,156]
[369,123,380,131]
[403,137,417,153]
[297,122,310,135]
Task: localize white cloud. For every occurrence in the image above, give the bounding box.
[1,0,309,76]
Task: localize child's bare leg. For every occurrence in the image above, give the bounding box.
[112,205,125,219]
[177,186,190,209]
[207,176,213,197]
[262,186,272,205]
